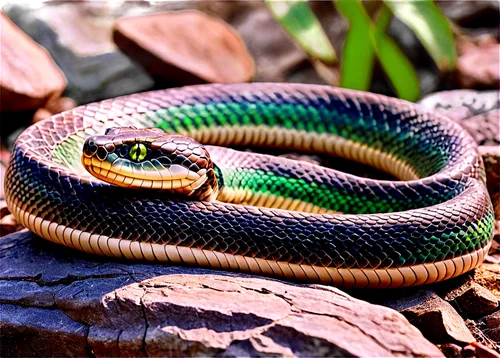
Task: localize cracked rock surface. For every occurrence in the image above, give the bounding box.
[0,231,442,357]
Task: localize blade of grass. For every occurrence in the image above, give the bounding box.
[266,0,337,64]
[384,0,456,71]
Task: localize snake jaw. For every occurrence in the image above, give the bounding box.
[81,127,219,200]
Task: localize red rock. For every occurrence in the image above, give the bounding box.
[33,97,77,123]
[113,11,254,85]
[0,12,66,112]
[1,231,444,357]
[469,341,500,358]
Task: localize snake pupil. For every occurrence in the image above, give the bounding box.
[129,143,148,162]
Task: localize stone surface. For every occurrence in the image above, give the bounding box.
[113,11,254,85]
[474,264,500,299]
[438,276,499,318]
[383,289,475,344]
[458,43,500,89]
[0,231,443,357]
[0,215,21,237]
[0,12,66,112]
[481,311,500,343]
[453,284,499,317]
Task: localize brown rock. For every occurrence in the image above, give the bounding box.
[0,231,443,357]
[440,343,462,358]
[35,3,117,57]
[469,341,500,358]
[458,43,500,89]
[384,289,475,344]
[113,11,254,85]
[33,97,77,123]
[481,311,500,343]
[0,12,66,112]
[0,200,9,219]
[454,284,498,317]
[32,108,53,124]
[474,264,500,299]
[0,214,21,237]
[45,97,77,114]
[440,278,499,317]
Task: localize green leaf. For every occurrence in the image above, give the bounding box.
[371,12,421,101]
[266,0,337,64]
[335,0,420,101]
[338,4,373,90]
[384,0,456,71]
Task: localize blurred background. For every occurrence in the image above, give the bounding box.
[0,0,499,233]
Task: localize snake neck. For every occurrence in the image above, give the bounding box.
[191,167,220,201]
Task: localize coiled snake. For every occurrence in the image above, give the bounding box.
[5,84,494,288]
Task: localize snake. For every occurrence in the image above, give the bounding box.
[5,83,494,288]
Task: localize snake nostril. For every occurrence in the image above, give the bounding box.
[83,140,98,157]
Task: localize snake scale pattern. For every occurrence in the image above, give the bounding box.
[5,84,494,288]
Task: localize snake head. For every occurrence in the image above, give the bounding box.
[82,127,218,200]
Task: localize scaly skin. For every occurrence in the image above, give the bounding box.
[5,83,494,288]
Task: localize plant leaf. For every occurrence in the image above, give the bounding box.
[337,2,374,90]
[384,0,456,71]
[266,0,337,64]
[371,10,421,101]
[335,0,420,101]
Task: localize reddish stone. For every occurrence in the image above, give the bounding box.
[458,43,500,89]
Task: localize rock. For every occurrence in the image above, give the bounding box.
[0,215,21,237]
[33,97,77,123]
[0,12,66,112]
[453,284,498,317]
[32,108,53,124]
[440,279,499,317]
[34,0,160,105]
[461,345,476,358]
[0,200,9,219]
[113,11,254,85]
[437,1,500,28]
[474,264,500,299]
[469,342,500,358]
[481,311,500,343]
[457,43,500,89]
[439,343,462,358]
[45,97,77,115]
[34,3,119,57]
[232,6,307,82]
[384,289,475,344]
[417,90,500,199]
[0,231,443,357]
[418,91,500,146]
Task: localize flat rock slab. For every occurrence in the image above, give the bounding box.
[0,231,442,357]
[113,11,254,85]
[0,12,66,112]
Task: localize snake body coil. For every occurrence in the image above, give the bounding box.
[5,84,494,288]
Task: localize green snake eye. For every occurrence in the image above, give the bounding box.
[129,143,148,162]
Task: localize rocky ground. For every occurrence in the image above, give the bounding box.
[0,2,499,357]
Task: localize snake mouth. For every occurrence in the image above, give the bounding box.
[82,155,208,190]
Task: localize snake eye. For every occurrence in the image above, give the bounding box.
[129,142,148,162]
